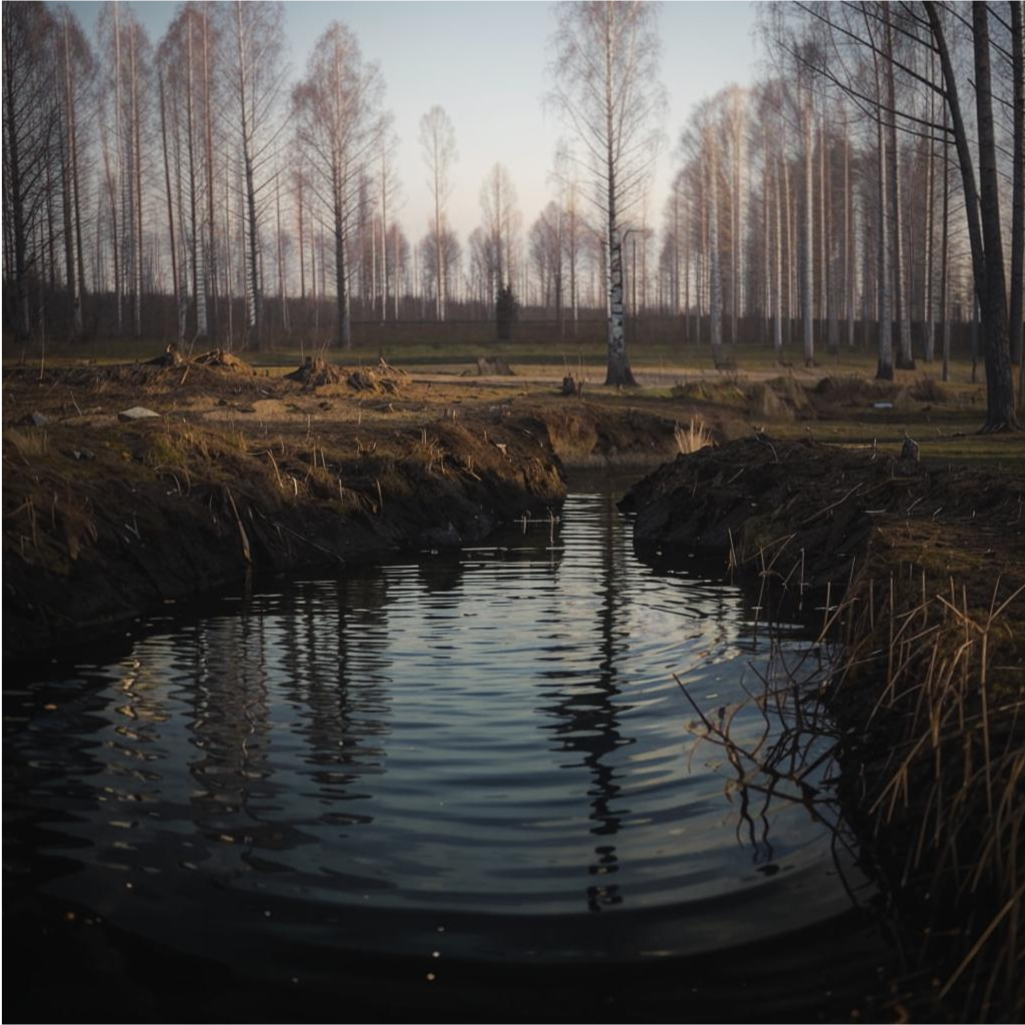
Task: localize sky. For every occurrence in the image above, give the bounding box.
[68,1,760,242]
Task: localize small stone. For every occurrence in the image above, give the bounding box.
[118,406,160,422]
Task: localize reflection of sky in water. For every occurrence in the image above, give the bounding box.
[5,488,855,961]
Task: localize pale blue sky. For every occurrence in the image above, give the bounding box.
[69,1,759,240]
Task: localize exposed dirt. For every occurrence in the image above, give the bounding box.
[2,362,573,658]
[622,435,1025,591]
[1,360,704,659]
[622,437,1025,1021]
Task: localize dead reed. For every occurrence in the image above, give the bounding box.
[674,415,715,456]
[676,569,1025,1021]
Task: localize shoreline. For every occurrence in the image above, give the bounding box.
[622,437,1025,1021]
[3,361,686,661]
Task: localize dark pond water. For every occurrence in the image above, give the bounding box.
[5,476,887,1019]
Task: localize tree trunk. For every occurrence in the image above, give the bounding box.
[709,130,723,363]
[874,44,893,381]
[924,51,936,363]
[203,9,218,344]
[971,2,1015,428]
[334,164,350,350]
[1009,1,1023,376]
[236,2,261,345]
[941,101,951,383]
[187,16,207,342]
[3,32,32,344]
[802,93,815,366]
[885,7,913,370]
[159,69,182,343]
[60,18,83,338]
[774,155,783,362]
[130,22,143,339]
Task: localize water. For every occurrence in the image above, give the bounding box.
[5,478,883,1015]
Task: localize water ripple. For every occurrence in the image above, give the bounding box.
[4,483,859,961]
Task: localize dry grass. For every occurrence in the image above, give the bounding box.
[832,568,1025,1021]
[5,427,50,461]
[674,415,715,455]
[679,563,1025,1021]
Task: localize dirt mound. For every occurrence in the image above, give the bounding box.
[538,405,681,466]
[192,349,254,375]
[747,382,792,421]
[472,356,515,376]
[812,375,899,406]
[670,379,748,407]
[623,437,1025,1023]
[285,357,402,394]
[622,436,1025,590]
[908,376,948,403]
[145,344,185,367]
[1,361,265,410]
[285,357,347,387]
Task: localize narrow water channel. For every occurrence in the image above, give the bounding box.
[5,475,888,1019]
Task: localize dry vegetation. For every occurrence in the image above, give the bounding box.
[623,432,1025,1021]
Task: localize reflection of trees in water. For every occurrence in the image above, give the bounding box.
[185,578,394,855]
[186,608,284,849]
[539,492,634,912]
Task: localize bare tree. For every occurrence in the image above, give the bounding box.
[1010,1,1024,383]
[926,1,1015,429]
[377,118,401,324]
[293,21,382,349]
[222,0,287,348]
[55,5,92,339]
[419,104,456,322]
[479,162,520,308]
[547,1,665,385]
[3,1,57,344]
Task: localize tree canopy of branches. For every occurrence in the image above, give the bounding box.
[419,104,456,323]
[762,1,1021,428]
[293,21,383,350]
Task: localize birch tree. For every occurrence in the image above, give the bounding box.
[2,1,57,344]
[419,105,456,322]
[547,1,665,386]
[293,21,383,349]
[222,0,287,348]
[55,5,92,338]
[479,162,520,308]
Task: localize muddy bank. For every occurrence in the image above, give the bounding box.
[2,362,691,659]
[623,437,1025,1020]
[3,372,568,660]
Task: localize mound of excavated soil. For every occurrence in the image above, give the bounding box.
[622,436,1025,590]
[670,379,748,406]
[908,376,948,403]
[5,363,199,392]
[192,349,255,375]
[285,357,401,394]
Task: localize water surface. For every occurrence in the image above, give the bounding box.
[5,480,871,984]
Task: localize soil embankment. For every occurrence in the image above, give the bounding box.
[623,437,1025,1021]
[2,360,688,659]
